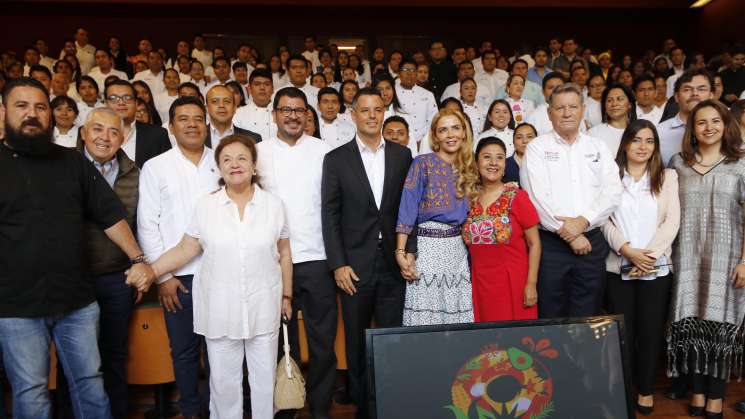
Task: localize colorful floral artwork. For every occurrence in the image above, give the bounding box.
[462,182,519,246]
[444,337,558,419]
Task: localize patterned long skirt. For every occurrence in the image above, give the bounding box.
[402,221,474,326]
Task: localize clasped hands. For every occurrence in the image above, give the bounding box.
[125,262,157,295]
[556,215,591,255]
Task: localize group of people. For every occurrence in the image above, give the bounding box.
[2,28,745,419]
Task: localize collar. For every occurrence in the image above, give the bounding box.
[672,114,687,128]
[217,184,262,206]
[273,134,308,148]
[356,136,385,153]
[175,144,210,166]
[124,121,137,143]
[53,126,76,137]
[84,146,118,169]
[550,129,583,146]
[210,124,234,138]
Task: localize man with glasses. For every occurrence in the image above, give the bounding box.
[520,82,622,319]
[104,79,171,168]
[258,87,336,419]
[658,69,713,166]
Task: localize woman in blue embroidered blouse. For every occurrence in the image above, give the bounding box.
[395,108,478,326]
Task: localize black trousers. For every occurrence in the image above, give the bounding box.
[277,260,338,419]
[605,272,671,395]
[537,229,609,318]
[340,247,405,419]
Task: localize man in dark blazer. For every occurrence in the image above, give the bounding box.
[321,87,416,419]
[104,79,171,168]
[202,84,261,148]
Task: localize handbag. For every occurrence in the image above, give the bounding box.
[274,316,306,410]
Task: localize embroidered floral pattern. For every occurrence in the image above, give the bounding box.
[462,182,519,246]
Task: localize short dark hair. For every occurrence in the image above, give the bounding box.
[272,86,309,110]
[352,87,383,108]
[24,46,40,56]
[213,56,229,68]
[457,61,474,71]
[168,95,206,123]
[287,54,307,68]
[104,79,135,98]
[673,68,713,94]
[481,50,497,60]
[475,136,507,158]
[232,61,247,71]
[249,68,273,84]
[318,86,341,102]
[534,46,548,55]
[29,64,52,80]
[94,48,111,59]
[542,72,566,90]
[76,75,99,94]
[439,97,464,112]
[633,74,656,91]
[51,95,79,115]
[399,58,417,69]
[511,59,529,70]
[1,77,49,106]
[178,82,200,94]
[383,115,409,132]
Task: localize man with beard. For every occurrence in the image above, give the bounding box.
[0,77,154,418]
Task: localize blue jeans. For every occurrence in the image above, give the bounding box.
[0,302,111,419]
[163,275,208,417]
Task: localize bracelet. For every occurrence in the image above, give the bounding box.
[394,249,407,255]
[130,254,149,265]
[282,295,292,300]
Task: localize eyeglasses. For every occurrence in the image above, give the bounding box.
[276,107,307,116]
[106,94,134,103]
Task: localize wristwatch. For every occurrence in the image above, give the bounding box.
[130,254,149,265]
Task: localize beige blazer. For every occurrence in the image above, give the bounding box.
[602,168,680,274]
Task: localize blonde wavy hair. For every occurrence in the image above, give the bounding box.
[428,108,478,201]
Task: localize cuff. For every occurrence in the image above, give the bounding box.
[396,223,414,235]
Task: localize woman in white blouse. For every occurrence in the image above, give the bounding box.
[476,99,515,155]
[602,119,679,416]
[51,95,79,148]
[141,134,293,419]
[588,83,636,156]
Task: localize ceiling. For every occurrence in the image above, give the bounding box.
[6,0,702,7]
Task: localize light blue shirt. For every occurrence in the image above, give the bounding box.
[527,66,552,86]
[657,114,687,167]
[84,148,119,187]
[495,79,545,107]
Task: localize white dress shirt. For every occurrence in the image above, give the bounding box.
[75,100,104,126]
[527,104,554,136]
[460,98,490,137]
[441,81,492,104]
[121,121,138,160]
[356,136,386,209]
[192,48,213,70]
[665,68,685,99]
[584,97,603,129]
[53,126,79,148]
[588,123,625,156]
[257,135,330,263]
[319,117,356,149]
[472,57,484,74]
[272,72,288,89]
[520,130,623,232]
[476,127,515,156]
[186,186,288,339]
[138,146,221,283]
[658,114,687,166]
[208,124,236,149]
[60,42,95,75]
[636,105,663,125]
[475,69,509,100]
[614,171,669,280]
[132,69,166,94]
[233,100,276,142]
[395,84,438,152]
[88,66,128,92]
[302,50,321,71]
[154,92,178,124]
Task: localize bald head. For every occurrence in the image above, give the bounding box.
[206,85,236,126]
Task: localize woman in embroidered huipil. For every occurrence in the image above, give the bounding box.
[462,137,541,321]
[395,108,478,326]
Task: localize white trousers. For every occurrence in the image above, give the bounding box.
[206,331,279,419]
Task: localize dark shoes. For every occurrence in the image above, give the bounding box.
[736,400,745,414]
[689,404,705,416]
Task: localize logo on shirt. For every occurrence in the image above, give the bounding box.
[585,152,600,162]
[544,151,560,162]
